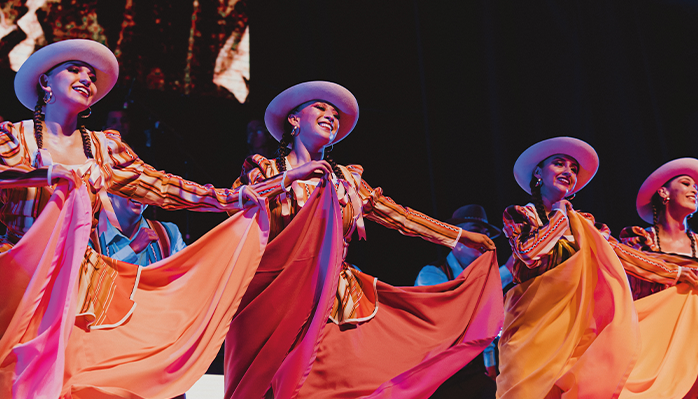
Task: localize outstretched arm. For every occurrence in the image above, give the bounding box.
[348,165,493,250]
[103,131,269,212]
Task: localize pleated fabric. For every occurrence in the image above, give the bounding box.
[497,210,639,399]
[225,181,504,398]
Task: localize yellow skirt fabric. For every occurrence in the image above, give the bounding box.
[497,211,639,399]
[620,284,698,399]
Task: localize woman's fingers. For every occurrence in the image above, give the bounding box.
[241,186,265,209]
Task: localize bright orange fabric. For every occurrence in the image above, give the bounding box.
[610,250,698,399]
[60,203,269,398]
[0,182,92,399]
[497,211,639,399]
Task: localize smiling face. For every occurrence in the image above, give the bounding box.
[534,154,579,203]
[287,100,341,151]
[659,175,698,217]
[41,61,97,112]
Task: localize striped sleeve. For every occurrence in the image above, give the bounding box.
[503,204,569,267]
[609,225,680,285]
[608,237,680,286]
[103,132,281,212]
[0,121,51,189]
[347,164,461,248]
[232,154,285,197]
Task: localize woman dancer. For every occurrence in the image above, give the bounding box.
[497,137,638,398]
[224,81,504,398]
[0,39,322,398]
[609,158,698,398]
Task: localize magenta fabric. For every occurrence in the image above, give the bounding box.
[224,180,344,399]
[0,182,92,399]
[224,182,504,398]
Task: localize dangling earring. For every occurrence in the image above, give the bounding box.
[43,91,52,104]
[662,196,670,205]
[290,126,299,137]
[565,193,576,201]
[535,178,542,187]
[80,107,92,119]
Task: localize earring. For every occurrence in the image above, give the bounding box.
[80,107,92,119]
[43,91,52,104]
[290,126,299,137]
[565,193,576,201]
[535,178,542,187]
[662,196,670,205]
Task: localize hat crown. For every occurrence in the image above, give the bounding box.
[451,204,489,223]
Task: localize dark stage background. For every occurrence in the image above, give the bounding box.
[2,0,698,289]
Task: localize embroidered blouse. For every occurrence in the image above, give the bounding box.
[615,226,697,300]
[0,120,285,329]
[233,154,464,324]
[503,203,609,283]
[0,120,285,243]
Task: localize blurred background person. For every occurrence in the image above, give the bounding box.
[95,193,186,266]
[245,119,276,158]
[415,204,510,399]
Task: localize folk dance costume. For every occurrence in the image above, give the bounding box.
[0,39,282,399]
[496,137,639,399]
[223,81,504,399]
[608,158,698,399]
[224,155,503,398]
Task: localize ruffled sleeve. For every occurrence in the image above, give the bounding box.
[619,226,657,251]
[232,154,286,197]
[0,121,51,190]
[503,204,569,267]
[347,164,462,249]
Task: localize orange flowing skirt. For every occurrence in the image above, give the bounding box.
[0,181,271,399]
[225,181,504,398]
[497,211,639,399]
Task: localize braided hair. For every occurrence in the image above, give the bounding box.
[275,113,344,179]
[34,88,93,159]
[651,191,697,257]
[529,167,549,225]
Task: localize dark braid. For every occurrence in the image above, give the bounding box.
[323,147,344,179]
[689,228,697,258]
[529,174,549,225]
[652,200,662,252]
[33,98,44,149]
[275,129,293,173]
[79,125,94,158]
[33,91,94,159]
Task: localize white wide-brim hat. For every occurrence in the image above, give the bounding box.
[14,39,118,110]
[264,81,359,146]
[513,136,599,195]
[636,157,698,224]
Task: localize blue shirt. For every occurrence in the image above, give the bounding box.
[97,213,186,266]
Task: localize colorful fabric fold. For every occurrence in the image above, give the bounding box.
[224,180,345,399]
[0,182,92,399]
[61,202,270,398]
[615,252,698,399]
[296,251,503,399]
[224,182,504,398]
[497,210,639,399]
